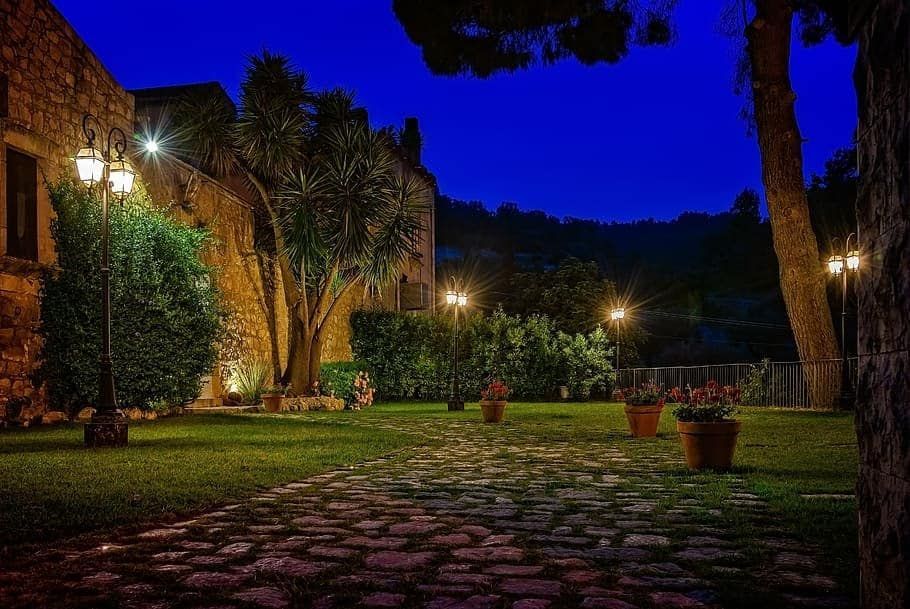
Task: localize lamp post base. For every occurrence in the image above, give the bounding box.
[447,399,464,411]
[84,412,128,447]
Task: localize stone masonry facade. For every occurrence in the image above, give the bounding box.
[1,0,435,414]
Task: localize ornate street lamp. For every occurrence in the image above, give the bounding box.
[446,278,468,411]
[826,233,860,409]
[74,113,141,447]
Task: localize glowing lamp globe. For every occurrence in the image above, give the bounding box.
[108,158,136,200]
[827,254,845,276]
[74,146,106,185]
[144,140,160,154]
[611,307,625,321]
[846,250,860,271]
[445,290,458,305]
[457,292,467,307]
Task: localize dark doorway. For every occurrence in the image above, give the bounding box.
[5,148,38,261]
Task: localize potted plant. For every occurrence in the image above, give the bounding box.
[479,380,510,423]
[261,384,289,413]
[623,382,665,437]
[671,382,741,470]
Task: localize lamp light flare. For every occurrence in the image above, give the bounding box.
[611,307,625,321]
[457,292,467,307]
[827,254,845,276]
[144,140,160,154]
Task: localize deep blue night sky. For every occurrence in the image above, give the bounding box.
[55,0,856,222]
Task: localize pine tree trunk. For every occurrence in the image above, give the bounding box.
[746,0,840,409]
[854,1,910,605]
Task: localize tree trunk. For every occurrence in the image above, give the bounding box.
[854,1,910,606]
[308,331,325,393]
[283,314,313,395]
[746,0,840,409]
[256,251,283,383]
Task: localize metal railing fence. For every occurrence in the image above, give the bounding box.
[616,358,858,408]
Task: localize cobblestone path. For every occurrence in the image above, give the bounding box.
[0,415,853,609]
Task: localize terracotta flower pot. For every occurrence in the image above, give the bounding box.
[480,400,507,423]
[677,419,741,470]
[623,399,665,437]
[261,393,283,413]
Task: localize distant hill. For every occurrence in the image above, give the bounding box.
[434,148,856,366]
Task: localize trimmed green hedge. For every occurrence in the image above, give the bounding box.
[351,308,614,401]
[33,181,223,413]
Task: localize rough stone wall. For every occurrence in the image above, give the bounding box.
[0,260,42,407]
[321,286,369,363]
[854,2,910,607]
[139,159,289,392]
[1,0,134,412]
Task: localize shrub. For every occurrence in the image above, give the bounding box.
[231,359,271,404]
[738,359,769,406]
[320,361,362,405]
[351,310,451,399]
[558,326,614,400]
[34,181,223,414]
[350,307,614,401]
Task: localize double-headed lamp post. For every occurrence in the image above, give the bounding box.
[826,233,860,409]
[445,278,468,411]
[74,113,138,447]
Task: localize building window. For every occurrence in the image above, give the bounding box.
[5,148,39,261]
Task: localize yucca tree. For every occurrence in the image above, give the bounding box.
[176,52,428,393]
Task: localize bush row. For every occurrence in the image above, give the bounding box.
[350,308,615,401]
[34,181,223,413]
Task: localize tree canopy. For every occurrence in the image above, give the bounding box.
[393,0,676,77]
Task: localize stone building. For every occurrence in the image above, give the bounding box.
[0,0,435,415]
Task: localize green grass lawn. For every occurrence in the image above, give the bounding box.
[0,414,416,548]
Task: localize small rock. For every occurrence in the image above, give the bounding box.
[361,592,407,607]
[233,587,290,608]
[40,410,68,425]
[499,579,562,597]
[364,551,436,571]
[76,406,96,422]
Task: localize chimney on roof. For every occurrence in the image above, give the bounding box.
[401,117,422,166]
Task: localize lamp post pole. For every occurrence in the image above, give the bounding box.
[826,233,859,410]
[75,113,136,447]
[446,277,466,411]
[611,307,625,388]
